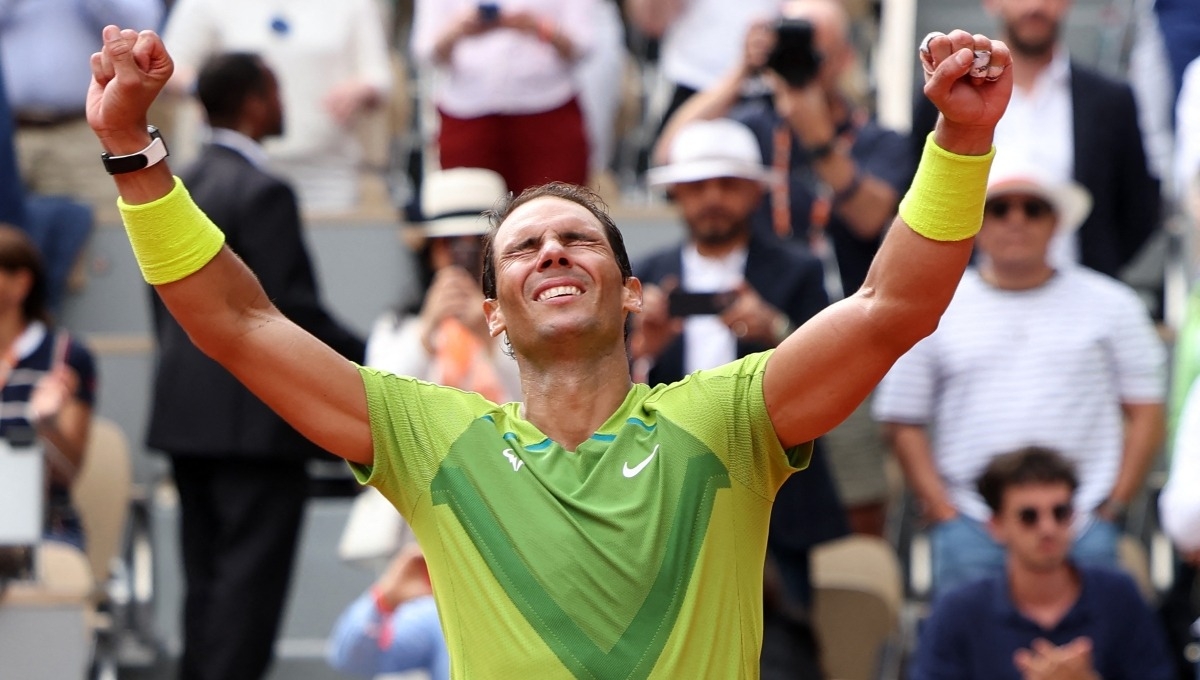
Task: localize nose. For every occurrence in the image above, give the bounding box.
[537,239,571,272]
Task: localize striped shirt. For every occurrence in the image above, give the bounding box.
[874,267,1165,523]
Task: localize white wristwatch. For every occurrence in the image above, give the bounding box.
[100,125,170,175]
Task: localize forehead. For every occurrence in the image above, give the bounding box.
[494,196,607,248]
[1001,482,1072,509]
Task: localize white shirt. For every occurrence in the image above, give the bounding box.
[410,0,597,118]
[874,268,1166,525]
[680,244,747,374]
[993,49,1077,268]
[163,0,392,210]
[659,0,779,92]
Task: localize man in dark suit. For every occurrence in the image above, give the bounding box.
[632,118,847,619]
[912,0,1161,286]
[146,53,365,680]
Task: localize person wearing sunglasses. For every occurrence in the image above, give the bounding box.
[875,155,1167,598]
[911,446,1174,680]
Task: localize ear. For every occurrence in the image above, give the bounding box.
[623,276,644,314]
[483,298,505,338]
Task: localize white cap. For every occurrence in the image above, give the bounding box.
[647,118,776,187]
[986,153,1093,233]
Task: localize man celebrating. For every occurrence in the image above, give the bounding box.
[88,24,1010,678]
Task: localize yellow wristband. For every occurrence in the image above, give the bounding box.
[898,133,995,242]
[117,176,226,285]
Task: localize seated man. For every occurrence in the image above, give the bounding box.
[911,447,1174,680]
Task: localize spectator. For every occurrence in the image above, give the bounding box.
[910,446,1175,680]
[633,117,845,610]
[0,0,162,213]
[1175,56,1200,207]
[874,156,1167,597]
[366,167,520,401]
[0,225,96,550]
[410,0,596,194]
[656,0,911,537]
[327,544,447,680]
[1160,378,1200,680]
[145,53,365,680]
[162,0,392,213]
[912,0,1162,285]
[625,0,778,128]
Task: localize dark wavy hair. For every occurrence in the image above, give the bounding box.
[977,446,1079,514]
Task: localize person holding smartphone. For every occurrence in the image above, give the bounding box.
[632,117,845,616]
[411,0,599,194]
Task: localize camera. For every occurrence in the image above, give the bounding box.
[668,290,736,317]
[765,18,822,87]
[478,2,500,24]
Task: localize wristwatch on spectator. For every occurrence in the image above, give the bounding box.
[101,125,170,175]
[1096,498,1129,525]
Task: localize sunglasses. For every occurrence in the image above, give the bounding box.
[985,197,1055,221]
[1015,503,1074,528]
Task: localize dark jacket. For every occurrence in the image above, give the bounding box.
[146,143,365,459]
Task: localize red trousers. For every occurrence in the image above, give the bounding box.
[437,97,589,194]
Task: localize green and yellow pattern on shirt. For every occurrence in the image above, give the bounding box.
[350,351,810,679]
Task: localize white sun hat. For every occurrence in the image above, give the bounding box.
[647,118,777,187]
[420,168,508,238]
[986,152,1093,234]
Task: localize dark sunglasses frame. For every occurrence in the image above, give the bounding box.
[985,197,1055,221]
[1015,503,1074,528]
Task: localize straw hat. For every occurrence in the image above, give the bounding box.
[647,118,776,187]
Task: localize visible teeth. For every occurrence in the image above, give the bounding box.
[537,285,581,302]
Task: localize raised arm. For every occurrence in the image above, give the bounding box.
[87,26,374,464]
[764,31,1011,448]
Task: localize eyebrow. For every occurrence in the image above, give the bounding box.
[502,228,602,255]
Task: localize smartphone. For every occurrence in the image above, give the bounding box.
[478,2,500,23]
[668,290,735,317]
[765,18,822,87]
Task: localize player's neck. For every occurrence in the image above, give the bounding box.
[517,347,633,452]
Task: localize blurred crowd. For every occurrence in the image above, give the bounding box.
[5,0,1200,679]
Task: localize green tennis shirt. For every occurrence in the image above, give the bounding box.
[349,350,811,679]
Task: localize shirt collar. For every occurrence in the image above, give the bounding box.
[209,128,270,169]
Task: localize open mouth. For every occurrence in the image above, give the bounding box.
[535,285,583,302]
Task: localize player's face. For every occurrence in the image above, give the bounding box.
[989,483,1075,572]
[977,192,1058,272]
[484,197,641,356]
[671,177,762,248]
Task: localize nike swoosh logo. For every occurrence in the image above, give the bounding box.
[622,444,659,478]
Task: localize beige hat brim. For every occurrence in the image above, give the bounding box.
[647,160,777,188]
[421,213,492,238]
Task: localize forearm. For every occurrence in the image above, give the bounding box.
[886,423,956,520]
[1107,402,1165,507]
[813,148,899,239]
[38,402,91,486]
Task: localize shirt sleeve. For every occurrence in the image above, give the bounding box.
[873,336,938,425]
[1106,285,1167,403]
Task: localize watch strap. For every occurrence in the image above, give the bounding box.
[101,126,170,175]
